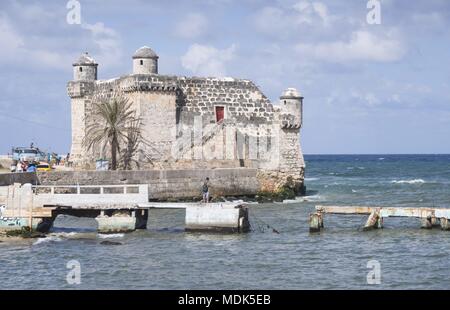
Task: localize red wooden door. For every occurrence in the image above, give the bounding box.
[215,106,224,122]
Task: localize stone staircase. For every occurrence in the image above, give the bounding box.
[172,119,227,161]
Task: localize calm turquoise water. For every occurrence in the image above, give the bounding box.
[1,154,450,289]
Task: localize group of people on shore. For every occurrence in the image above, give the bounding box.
[14,161,37,173]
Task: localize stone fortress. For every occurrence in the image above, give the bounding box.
[67,46,305,194]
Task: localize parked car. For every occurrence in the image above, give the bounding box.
[36,162,52,172]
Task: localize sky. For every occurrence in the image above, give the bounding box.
[0,0,449,154]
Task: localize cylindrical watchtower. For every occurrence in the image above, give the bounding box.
[132,46,159,75]
[73,52,98,81]
[280,88,303,128]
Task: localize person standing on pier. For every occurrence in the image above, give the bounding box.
[202,177,210,203]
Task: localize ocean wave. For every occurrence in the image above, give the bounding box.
[391,179,425,184]
[56,232,80,237]
[274,195,324,204]
[98,233,125,239]
[33,236,63,245]
[32,232,83,245]
[305,177,320,181]
[299,195,324,202]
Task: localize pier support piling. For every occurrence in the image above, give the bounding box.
[431,217,440,227]
[363,210,383,231]
[440,218,450,231]
[309,213,322,233]
[135,209,149,230]
[96,210,137,233]
[421,216,433,229]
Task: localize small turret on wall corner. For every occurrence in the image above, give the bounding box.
[132,46,159,75]
[280,87,303,129]
[72,52,98,81]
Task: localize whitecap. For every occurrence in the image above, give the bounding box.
[300,195,324,202]
[33,236,62,245]
[279,199,299,204]
[378,158,385,160]
[55,232,79,237]
[305,177,320,181]
[391,179,425,184]
[98,233,125,239]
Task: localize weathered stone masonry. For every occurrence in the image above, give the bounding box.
[68,46,305,194]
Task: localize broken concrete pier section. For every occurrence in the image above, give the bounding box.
[310,205,450,232]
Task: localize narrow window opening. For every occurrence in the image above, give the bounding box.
[79,67,83,72]
[215,106,225,123]
[140,60,144,65]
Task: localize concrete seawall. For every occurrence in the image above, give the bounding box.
[0,168,259,200]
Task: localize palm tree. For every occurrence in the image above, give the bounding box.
[120,118,147,170]
[83,93,142,170]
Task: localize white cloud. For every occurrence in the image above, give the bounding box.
[252,7,289,36]
[181,43,237,76]
[174,13,208,39]
[0,14,24,53]
[81,22,122,68]
[0,13,70,70]
[411,12,446,29]
[0,5,123,72]
[293,1,331,26]
[295,30,406,63]
[252,1,333,37]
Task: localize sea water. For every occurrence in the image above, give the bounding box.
[0,154,449,289]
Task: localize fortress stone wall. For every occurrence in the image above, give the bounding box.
[67,46,305,194]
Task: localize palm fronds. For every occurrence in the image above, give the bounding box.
[83,92,143,170]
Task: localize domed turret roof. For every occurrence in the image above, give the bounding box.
[280,88,302,99]
[133,46,159,59]
[73,52,97,66]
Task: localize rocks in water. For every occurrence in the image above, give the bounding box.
[256,185,297,203]
[5,227,46,239]
[100,240,122,246]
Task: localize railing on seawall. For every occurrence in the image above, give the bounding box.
[31,184,149,207]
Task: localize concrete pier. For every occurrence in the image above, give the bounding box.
[0,183,248,234]
[310,205,450,232]
[185,205,250,233]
